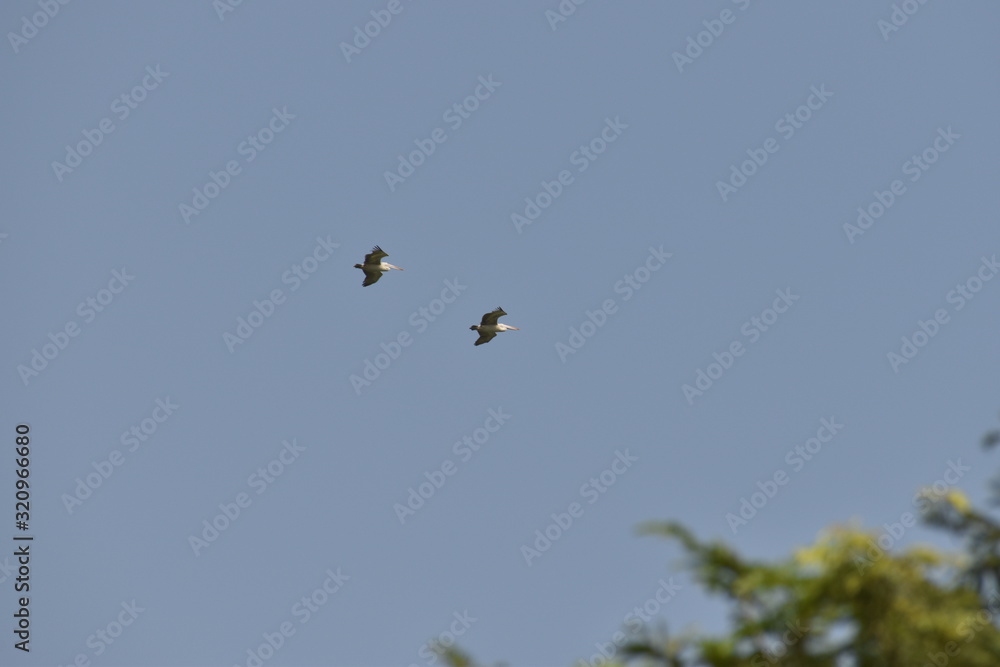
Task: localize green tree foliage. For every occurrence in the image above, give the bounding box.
[918,422,1000,603]
[619,522,1000,666]
[441,420,1000,667]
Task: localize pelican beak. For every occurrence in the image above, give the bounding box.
[508,326,520,330]
[392,264,404,271]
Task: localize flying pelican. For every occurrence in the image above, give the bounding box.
[354,246,404,286]
[470,307,520,346]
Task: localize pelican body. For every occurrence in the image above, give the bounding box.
[354,245,403,286]
[470,307,520,346]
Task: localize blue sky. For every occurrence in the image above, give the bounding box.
[3,1,1000,665]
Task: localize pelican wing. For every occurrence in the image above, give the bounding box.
[364,245,388,264]
[361,269,383,287]
[474,331,497,346]
[480,307,506,327]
